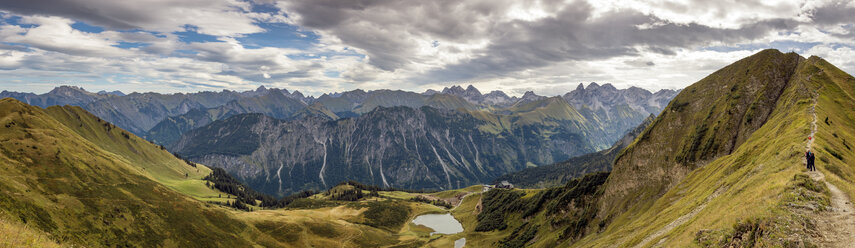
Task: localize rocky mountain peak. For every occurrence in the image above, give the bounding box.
[484,90,509,98]
[97,90,126,96]
[291,90,305,98]
[465,85,482,96]
[49,85,91,96]
[513,91,547,106]
[442,85,466,95]
[521,91,541,99]
[600,83,617,91]
[440,85,484,103]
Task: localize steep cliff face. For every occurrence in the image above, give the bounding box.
[566,83,679,152]
[598,49,804,227]
[173,103,611,196]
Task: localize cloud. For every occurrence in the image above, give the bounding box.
[1,0,855,96]
[1,16,130,57]
[0,0,263,36]
[278,0,825,86]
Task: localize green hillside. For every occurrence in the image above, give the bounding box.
[576,50,855,248]
[448,49,855,247]
[43,105,219,198]
[0,98,265,247]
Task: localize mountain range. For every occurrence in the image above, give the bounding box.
[1,83,678,196]
[162,83,677,196]
[171,100,609,196]
[2,49,854,247]
[1,83,677,137]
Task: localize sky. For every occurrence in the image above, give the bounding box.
[0,0,854,97]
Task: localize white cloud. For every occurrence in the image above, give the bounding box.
[1,16,129,57]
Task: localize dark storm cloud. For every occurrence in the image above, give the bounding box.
[0,0,145,29]
[419,3,800,82]
[809,1,855,25]
[280,0,807,83]
[0,0,261,36]
[808,1,855,38]
[279,0,515,71]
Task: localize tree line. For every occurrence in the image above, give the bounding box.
[203,168,316,210]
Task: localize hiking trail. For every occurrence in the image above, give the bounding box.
[806,87,855,247]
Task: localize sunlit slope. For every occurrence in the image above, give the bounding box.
[42,105,221,201]
[575,52,853,246]
[0,214,61,248]
[0,98,264,247]
[598,49,803,221]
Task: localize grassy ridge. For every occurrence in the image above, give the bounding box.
[599,49,803,224]
[0,98,263,247]
[446,50,855,247]
[812,56,855,217]
[574,53,852,247]
[42,105,221,200]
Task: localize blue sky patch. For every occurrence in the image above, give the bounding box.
[237,22,319,49]
[1,16,35,28]
[324,71,340,78]
[114,41,147,49]
[175,25,220,43]
[71,21,104,33]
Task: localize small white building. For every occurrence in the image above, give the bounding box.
[495,181,514,189]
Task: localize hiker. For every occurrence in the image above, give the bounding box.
[810,152,816,171]
[806,150,816,171]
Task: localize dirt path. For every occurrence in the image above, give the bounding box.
[808,170,855,247]
[806,88,855,247]
[450,192,475,212]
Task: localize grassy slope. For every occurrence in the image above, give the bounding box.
[572,55,851,247]
[0,98,466,247]
[598,50,803,224]
[0,214,61,248]
[812,57,855,218]
[0,98,264,247]
[42,105,223,202]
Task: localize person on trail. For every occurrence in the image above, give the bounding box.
[810,152,816,171]
[806,150,816,171]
